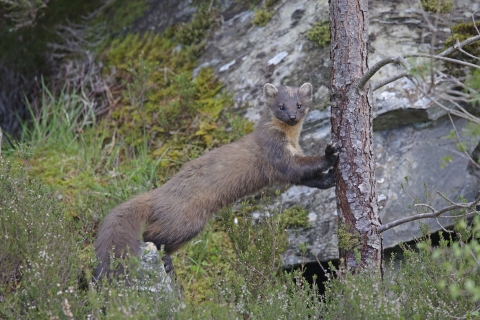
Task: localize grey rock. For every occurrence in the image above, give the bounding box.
[375,117,480,248]
[138,242,176,294]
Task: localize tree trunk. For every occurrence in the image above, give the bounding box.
[329,0,382,272]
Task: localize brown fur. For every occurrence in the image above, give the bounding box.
[94,83,338,279]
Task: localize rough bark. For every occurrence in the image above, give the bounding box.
[329,0,382,272]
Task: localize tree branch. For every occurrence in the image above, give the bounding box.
[437,34,480,58]
[372,72,408,91]
[358,57,400,90]
[360,34,480,90]
[378,192,480,233]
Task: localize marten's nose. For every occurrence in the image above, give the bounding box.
[289,115,296,120]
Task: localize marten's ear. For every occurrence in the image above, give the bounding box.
[263,83,278,99]
[299,83,313,101]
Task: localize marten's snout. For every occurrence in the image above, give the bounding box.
[286,114,299,126]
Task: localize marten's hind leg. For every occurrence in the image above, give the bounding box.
[159,243,185,273]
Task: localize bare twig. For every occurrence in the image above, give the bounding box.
[409,81,480,124]
[435,217,453,233]
[457,45,480,61]
[372,72,409,91]
[314,253,327,274]
[378,192,480,233]
[403,53,480,70]
[472,12,480,35]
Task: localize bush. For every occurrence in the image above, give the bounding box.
[319,218,480,319]
[0,159,87,318]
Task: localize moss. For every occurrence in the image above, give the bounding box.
[252,9,273,27]
[443,22,480,76]
[307,20,330,48]
[278,205,310,229]
[420,0,453,13]
[337,222,362,251]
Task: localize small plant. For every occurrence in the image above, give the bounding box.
[252,9,273,27]
[307,20,330,48]
[420,0,453,13]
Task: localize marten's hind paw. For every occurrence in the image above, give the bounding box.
[162,255,174,273]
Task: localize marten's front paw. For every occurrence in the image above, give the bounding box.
[325,141,339,162]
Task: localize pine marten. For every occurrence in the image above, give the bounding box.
[95,82,339,279]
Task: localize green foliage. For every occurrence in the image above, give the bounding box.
[173,222,236,304]
[277,205,310,229]
[218,200,289,305]
[319,218,480,319]
[307,20,330,48]
[252,9,273,27]
[0,160,181,318]
[441,155,452,169]
[420,0,453,13]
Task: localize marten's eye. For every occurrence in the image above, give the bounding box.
[278,105,285,110]
[297,104,302,109]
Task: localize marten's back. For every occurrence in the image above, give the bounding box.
[142,133,275,248]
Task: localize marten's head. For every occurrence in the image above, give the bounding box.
[263,83,312,126]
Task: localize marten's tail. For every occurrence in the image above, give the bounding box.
[94,196,151,280]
